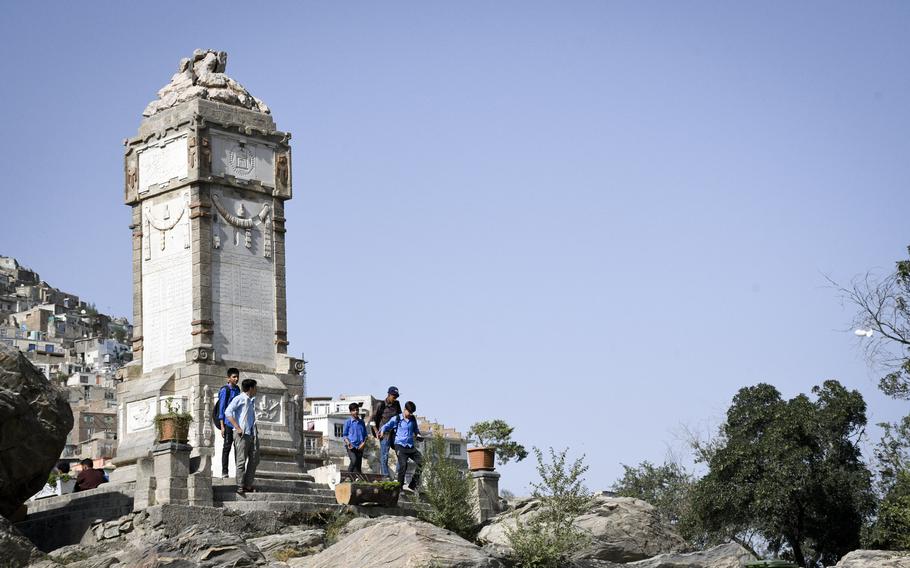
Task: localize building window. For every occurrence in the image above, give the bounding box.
[27,343,36,351]
[449,443,462,456]
[304,437,317,451]
[46,344,54,353]
[333,424,344,438]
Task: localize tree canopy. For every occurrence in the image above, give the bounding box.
[689,380,874,567]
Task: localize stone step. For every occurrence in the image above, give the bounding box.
[212,478,331,493]
[215,491,338,505]
[221,500,345,514]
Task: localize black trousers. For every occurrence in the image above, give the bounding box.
[395,444,423,489]
[221,426,234,475]
[347,447,364,473]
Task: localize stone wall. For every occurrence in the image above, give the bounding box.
[15,482,135,552]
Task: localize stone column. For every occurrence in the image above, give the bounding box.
[152,442,191,505]
[133,455,156,511]
[473,470,502,523]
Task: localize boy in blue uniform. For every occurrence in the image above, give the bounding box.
[216,368,241,478]
[342,402,368,473]
[379,400,423,492]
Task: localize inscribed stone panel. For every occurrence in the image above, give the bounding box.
[211,132,275,187]
[211,192,275,367]
[141,192,193,373]
[137,135,188,193]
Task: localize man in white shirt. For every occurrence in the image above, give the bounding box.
[224,378,259,494]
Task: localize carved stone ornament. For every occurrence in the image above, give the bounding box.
[188,137,197,169]
[212,194,272,257]
[256,394,282,424]
[126,161,138,193]
[275,153,289,191]
[144,192,190,259]
[143,50,270,117]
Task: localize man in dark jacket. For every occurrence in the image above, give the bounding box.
[371,386,402,478]
[75,459,106,491]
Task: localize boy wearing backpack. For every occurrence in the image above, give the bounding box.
[379,400,423,493]
[214,368,241,478]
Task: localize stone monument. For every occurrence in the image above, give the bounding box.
[113,50,307,483]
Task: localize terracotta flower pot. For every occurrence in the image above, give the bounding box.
[467,447,496,471]
[157,416,190,443]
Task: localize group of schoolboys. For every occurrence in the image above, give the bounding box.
[342,385,424,493]
[215,370,424,494]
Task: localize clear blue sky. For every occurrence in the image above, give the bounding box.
[2,2,909,492]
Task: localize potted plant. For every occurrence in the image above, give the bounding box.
[466,419,528,471]
[47,471,76,496]
[335,480,401,507]
[154,397,193,443]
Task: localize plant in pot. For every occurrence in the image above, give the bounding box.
[154,397,193,443]
[47,471,75,496]
[466,419,528,471]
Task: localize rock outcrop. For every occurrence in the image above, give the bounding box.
[626,542,754,568]
[0,515,43,567]
[834,550,910,568]
[0,343,73,519]
[290,515,503,568]
[478,494,686,563]
[143,49,270,117]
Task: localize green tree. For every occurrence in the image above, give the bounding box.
[418,434,478,540]
[506,447,593,568]
[690,380,875,567]
[838,247,910,550]
[611,460,700,545]
[864,415,910,549]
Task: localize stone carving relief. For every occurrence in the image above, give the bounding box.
[275,153,289,193]
[126,397,155,434]
[144,192,190,260]
[143,50,270,118]
[256,393,283,424]
[211,134,275,186]
[212,194,272,258]
[126,160,138,194]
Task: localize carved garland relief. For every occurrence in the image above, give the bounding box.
[144,192,191,260]
[212,194,272,257]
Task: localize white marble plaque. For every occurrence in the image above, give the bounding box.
[211,132,275,186]
[142,193,193,372]
[138,135,188,193]
[126,397,155,433]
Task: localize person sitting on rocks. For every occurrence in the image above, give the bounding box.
[74,458,106,491]
[379,400,423,493]
[343,402,368,474]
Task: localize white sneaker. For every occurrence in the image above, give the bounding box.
[221,473,229,479]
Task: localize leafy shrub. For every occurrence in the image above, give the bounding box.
[506,447,593,568]
[418,434,479,540]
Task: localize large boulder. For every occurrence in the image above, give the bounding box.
[626,542,754,568]
[290,515,503,568]
[0,343,73,519]
[834,550,910,568]
[1,514,43,567]
[478,494,686,562]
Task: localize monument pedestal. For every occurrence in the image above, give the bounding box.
[153,442,191,505]
[472,470,503,523]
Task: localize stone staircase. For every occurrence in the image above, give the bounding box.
[211,478,425,516]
